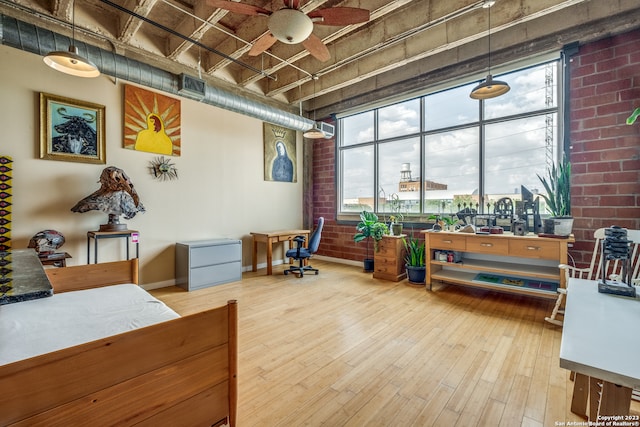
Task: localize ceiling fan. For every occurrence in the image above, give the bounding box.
[208,0,370,62]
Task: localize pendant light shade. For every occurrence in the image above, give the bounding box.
[43,0,100,78]
[470,74,510,99]
[303,75,334,139]
[44,45,100,78]
[469,0,508,99]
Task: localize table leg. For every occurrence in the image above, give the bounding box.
[252,238,258,272]
[571,373,589,418]
[599,381,632,417]
[266,237,273,275]
[589,377,601,421]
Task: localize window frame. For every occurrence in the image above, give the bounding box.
[336,55,565,222]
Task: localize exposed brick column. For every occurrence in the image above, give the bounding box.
[569,29,640,266]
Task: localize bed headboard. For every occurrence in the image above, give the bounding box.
[45,259,139,293]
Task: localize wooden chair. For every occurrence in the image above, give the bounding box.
[545,228,640,326]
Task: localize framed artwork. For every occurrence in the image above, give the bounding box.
[263,123,296,183]
[124,84,181,156]
[39,93,106,164]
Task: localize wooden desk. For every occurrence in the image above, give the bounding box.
[560,278,640,420]
[250,229,309,275]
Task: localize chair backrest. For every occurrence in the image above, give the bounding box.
[307,217,324,254]
[579,227,640,284]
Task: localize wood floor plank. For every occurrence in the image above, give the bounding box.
[150,260,638,426]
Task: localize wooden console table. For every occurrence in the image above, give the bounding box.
[250,229,309,275]
[422,231,573,299]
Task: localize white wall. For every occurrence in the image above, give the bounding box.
[0,45,303,286]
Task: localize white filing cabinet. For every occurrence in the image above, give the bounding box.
[175,239,242,291]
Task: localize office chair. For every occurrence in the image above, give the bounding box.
[284,217,324,277]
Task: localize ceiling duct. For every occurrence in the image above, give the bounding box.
[0,15,313,132]
[178,74,206,101]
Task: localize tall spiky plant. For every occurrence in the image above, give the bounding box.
[537,156,571,217]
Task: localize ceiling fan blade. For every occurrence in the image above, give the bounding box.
[308,7,370,26]
[208,0,271,16]
[302,34,330,62]
[283,0,300,9]
[248,32,277,56]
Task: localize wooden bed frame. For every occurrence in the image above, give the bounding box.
[0,259,237,427]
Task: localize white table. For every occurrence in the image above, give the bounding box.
[559,278,640,420]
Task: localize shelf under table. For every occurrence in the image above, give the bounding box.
[430,258,560,280]
[431,269,559,299]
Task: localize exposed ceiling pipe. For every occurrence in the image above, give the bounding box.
[0,15,313,132]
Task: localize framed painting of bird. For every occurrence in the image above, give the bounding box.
[39,93,106,164]
[123,84,181,156]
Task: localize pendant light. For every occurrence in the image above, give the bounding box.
[303,75,329,139]
[469,0,509,99]
[44,0,100,78]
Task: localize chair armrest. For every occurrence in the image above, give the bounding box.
[292,235,306,246]
[559,264,594,283]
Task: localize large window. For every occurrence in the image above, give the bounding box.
[338,59,562,219]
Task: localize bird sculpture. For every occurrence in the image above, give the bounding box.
[71,166,145,231]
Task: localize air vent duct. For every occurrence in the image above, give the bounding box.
[178,74,206,101]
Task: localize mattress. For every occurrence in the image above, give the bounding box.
[0,284,180,365]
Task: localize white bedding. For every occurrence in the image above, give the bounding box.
[0,284,180,366]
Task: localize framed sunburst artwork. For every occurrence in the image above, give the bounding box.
[124,84,181,156]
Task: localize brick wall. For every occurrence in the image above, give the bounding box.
[569,28,640,266]
[312,29,640,269]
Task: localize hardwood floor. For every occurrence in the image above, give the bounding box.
[151,260,638,426]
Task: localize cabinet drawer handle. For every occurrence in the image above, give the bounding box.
[526,246,541,251]
[442,240,453,244]
[480,243,493,247]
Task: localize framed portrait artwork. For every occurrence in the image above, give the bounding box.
[123,84,181,156]
[39,93,106,164]
[263,123,296,183]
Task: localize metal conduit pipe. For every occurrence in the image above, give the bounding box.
[0,15,314,132]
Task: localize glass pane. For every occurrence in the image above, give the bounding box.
[341,146,375,212]
[378,137,421,215]
[424,128,480,215]
[425,83,479,130]
[484,114,557,214]
[378,99,420,140]
[341,111,374,146]
[485,62,558,120]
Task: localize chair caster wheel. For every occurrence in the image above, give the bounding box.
[284,271,289,275]
[315,271,319,275]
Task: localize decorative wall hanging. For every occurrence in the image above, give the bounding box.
[71,166,145,231]
[124,84,181,156]
[0,156,12,252]
[149,156,178,181]
[39,93,106,164]
[263,123,296,183]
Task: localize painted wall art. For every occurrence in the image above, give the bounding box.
[124,85,181,156]
[263,123,296,183]
[39,93,105,164]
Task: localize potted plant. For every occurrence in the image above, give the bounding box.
[403,235,426,284]
[354,211,389,272]
[537,156,572,236]
[388,193,404,236]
